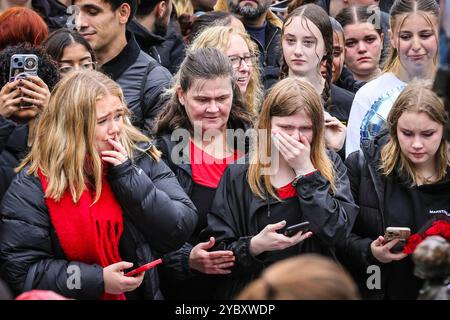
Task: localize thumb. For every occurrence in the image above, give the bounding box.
[270,220,286,232]
[197,237,215,250]
[373,236,384,247]
[111,261,133,271]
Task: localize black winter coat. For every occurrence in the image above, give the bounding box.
[202,151,359,299]
[101,32,172,132]
[0,117,29,201]
[250,21,282,92]
[0,144,198,299]
[129,19,185,75]
[155,119,251,297]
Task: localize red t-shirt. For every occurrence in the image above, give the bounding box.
[277,182,298,200]
[190,141,238,188]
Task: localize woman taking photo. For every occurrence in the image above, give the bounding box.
[202,77,358,299]
[0,70,198,299]
[345,0,439,157]
[0,44,58,201]
[155,47,254,299]
[341,80,450,299]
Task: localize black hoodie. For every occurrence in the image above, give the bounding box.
[342,130,450,299]
[32,0,69,32]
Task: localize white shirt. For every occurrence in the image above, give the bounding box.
[345,73,406,157]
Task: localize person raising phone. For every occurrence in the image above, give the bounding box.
[0,44,58,201]
[201,77,358,299]
[0,70,197,299]
[340,80,450,300]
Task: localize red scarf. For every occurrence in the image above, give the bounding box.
[38,170,126,300]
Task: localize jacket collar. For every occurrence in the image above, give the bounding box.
[101,31,141,80]
[127,19,166,50]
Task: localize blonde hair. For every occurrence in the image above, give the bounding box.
[190,26,263,115]
[380,79,450,186]
[237,254,360,300]
[247,78,336,200]
[383,0,439,75]
[173,0,194,16]
[18,70,160,203]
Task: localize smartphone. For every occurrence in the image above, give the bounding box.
[383,227,411,253]
[277,221,310,237]
[124,258,163,277]
[9,54,39,108]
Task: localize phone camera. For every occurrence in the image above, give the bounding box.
[24,57,36,70]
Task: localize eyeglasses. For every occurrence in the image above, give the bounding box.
[59,61,97,74]
[228,53,259,69]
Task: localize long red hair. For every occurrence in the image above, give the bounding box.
[0,7,48,50]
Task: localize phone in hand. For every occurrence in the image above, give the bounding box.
[124,258,163,277]
[277,221,310,237]
[9,54,39,108]
[383,227,411,253]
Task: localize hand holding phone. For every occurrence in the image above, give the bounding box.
[383,227,411,253]
[124,258,163,277]
[9,54,39,109]
[277,221,310,237]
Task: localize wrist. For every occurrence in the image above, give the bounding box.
[249,236,263,257]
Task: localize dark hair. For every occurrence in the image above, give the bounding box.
[384,0,439,73]
[104,0,137,21]
[186,11,235,44]
[0,43,60,91]
[335,5,383,34]
[42,28,97,64]
[280,4,333,111]
[155,47,253,135]
[136,0,167,17]
[0,7,48,51]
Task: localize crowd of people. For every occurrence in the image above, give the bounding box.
[0,0,449,301]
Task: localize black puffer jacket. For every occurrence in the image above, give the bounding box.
[0,117,29,201]
[32,0,68,32]
[101,32,172,132]
[0,144,198,299]
[202,151,359,299]
[250,21,282,92]
[129,19,185,75]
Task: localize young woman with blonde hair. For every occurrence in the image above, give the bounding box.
[190,25,263,115]
[345,0,440,157]
[0,70,197,299]
[342,79,450,299]
[202,77,358,299]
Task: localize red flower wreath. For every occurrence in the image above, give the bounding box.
[403,221,450,254]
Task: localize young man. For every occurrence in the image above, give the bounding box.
[73,0,172,132]
[128,0,185,74]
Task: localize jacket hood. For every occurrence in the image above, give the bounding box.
[214,0,283,29]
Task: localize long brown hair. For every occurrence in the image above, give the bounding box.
[380,79,450,185]
[383,0,439,74]
[280,4,333,111]
[247,78,335,200]
[18,70,160,203]
[237,254,360,300]
[155,47,254,136]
